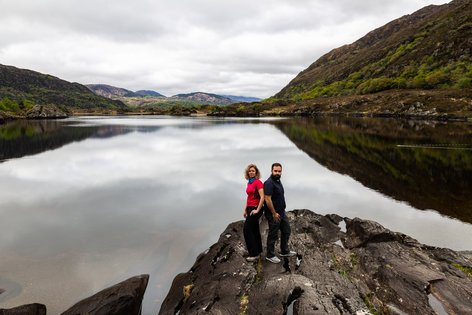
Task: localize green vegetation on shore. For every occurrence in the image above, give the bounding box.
[290,58,471,101]
[0,97,35,114]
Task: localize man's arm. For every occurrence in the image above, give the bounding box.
[265,195,281,222]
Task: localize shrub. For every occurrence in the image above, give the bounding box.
[456,77,472,88]
[0,98,20,112]
[425,70,450,86]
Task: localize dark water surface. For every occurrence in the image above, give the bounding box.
[0,116,471,314]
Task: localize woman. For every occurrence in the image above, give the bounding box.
[243,163,265,262]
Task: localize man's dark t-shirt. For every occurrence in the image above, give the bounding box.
[264,176,286,218]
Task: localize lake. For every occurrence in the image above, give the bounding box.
[0,116,471,314]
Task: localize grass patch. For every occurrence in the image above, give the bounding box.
[239,294,249,315]
[254,256,264,284]
[452,263,472,280]
[362,293,381,315]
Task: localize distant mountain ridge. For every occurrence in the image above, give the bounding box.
[171,92,233,105]
[87,84,260,106]
[135,90,165,97]
[0,64,126,110]
[276,0,472,100]
[86,84,140,98]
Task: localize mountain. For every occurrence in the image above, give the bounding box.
[86,85,259,106]
[276,0,472,100]
[0,64,126,110]
[135,90,165,97]
[221,95,261,103]
[86,84,139,98]
[172,92,234,105]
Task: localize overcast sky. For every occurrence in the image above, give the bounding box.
[0,0,448,98]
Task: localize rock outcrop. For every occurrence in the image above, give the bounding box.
[25,104,68,119]
[159,210,472,314]
[61,274,149,315]
[0,303,46,315]
[0,275,149,315]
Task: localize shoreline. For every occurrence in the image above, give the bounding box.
[1,89,471,123]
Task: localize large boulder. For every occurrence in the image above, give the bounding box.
[159,209,472,315]
[61,274,149,315]
[0,303,46,315]
[26,104,68,119]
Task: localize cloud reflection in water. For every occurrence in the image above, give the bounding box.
[0,116,470,314]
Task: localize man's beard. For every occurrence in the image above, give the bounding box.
[271,174,281,180]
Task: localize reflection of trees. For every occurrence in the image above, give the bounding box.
[274,117,472,223]
[0,120,130,162]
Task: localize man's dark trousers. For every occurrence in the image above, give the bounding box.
[266,214,291,258]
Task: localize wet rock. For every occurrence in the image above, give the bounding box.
[160,209,472,315]
[26,104,68,119]
[0,303,46,315]
[61,274,149,315]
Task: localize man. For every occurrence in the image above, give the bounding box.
[264,162,296,263]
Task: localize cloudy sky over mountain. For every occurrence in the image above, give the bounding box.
[0,0,448,98]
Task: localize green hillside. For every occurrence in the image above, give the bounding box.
[0,64,126,113]
[275,0,471,101]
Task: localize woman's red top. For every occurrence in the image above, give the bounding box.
[246,179,263,207]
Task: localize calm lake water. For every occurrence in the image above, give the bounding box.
[0,116,471,314]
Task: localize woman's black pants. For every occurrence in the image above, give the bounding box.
[243,206,263,257]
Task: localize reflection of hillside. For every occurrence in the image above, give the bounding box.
[0,120,130,161]
[274,118,472,223]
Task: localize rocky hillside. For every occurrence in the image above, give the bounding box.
[160,209,472,314]
[86,84,140,98]
[172,92,234,105]
[276,0,471,100]
[0,64,126,111]
[135,89,164,97]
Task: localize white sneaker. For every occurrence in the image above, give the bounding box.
[280,250,296,257]
[266,256,281,263]
[246,256,258,262]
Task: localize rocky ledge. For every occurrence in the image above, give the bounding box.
[159,209,472,314]
[26,104,68,119]
[0,105,68,123]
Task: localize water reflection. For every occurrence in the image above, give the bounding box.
[273,117,472,223]
[0,116,470,315]
[0,119,130,162]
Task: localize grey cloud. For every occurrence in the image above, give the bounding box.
[0,0,449,98]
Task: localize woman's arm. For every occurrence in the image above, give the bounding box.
[250,187,265,215]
